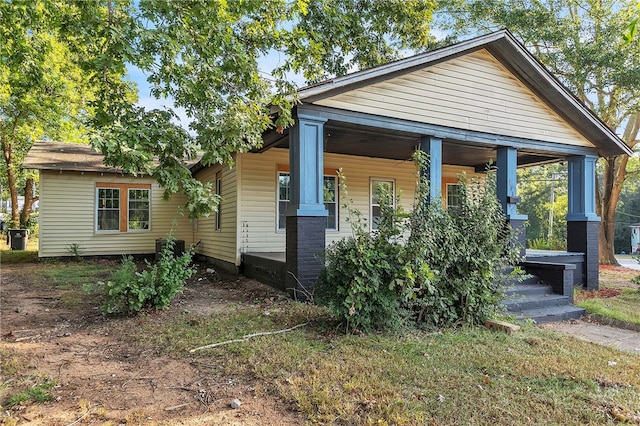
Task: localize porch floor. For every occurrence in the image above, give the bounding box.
[242,249,585,264]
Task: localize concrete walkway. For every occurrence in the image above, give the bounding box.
[541,319,640,355]
[615,257,640,271]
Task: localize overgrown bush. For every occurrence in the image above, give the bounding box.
[316,153,523,333]
[87,237,195,315]
[316,184,409,333]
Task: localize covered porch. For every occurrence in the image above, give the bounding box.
[243,30,631,298]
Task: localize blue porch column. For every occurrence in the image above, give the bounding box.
[286,113,328,301]
[496,147,528,254]
[566,155,600,290]
[420,136,442,202]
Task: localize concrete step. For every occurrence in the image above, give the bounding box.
[505,283,553,297]
[514,305,585,325]
[504,294,571,311]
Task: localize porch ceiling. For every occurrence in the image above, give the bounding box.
[260,121,563,169]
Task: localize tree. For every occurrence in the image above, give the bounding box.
[517,164,568,250]
[439,0,640,264]
[4,1,438,225]
[69,0,439,218]
[0,1,95,228]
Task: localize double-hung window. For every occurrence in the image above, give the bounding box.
[370,178,395,231]
[446,183,462,209]
[96,183,151,232]
[277,167,338,231]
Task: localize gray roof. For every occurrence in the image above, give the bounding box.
[22,141,122,173]
[23,141,201,173]
[296,30,632,158]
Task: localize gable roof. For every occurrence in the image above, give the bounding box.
[22,141,121,173]
[22,141,201,173]
[296,30,632,158]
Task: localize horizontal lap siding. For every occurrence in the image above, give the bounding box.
[238,149,479,253]
[38,171,192,257]
[193,164,238,265]
[314,49,592,148]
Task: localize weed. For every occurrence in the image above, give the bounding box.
[66,243,85,260]
[6,380,55,407]
[86,236,195,314]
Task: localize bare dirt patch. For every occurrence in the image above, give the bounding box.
[0,261,304,425]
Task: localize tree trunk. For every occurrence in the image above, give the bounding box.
[6,164,20,228]
[20,177,38,228]
[596,113,639,265]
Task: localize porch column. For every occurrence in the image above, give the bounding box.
[566,155,600,290]
[286,113,328,301]
[420,136,442,202]
[496,147,527,254]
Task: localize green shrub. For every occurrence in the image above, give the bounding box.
[316,152,523,333]
[88,237,195,315]
[404,158,522,328]
[315,177,410,333]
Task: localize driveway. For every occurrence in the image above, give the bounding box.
[615,256,640,271]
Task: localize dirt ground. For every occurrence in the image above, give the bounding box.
[0,260,305,425]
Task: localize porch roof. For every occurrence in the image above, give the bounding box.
[262,30,631,166]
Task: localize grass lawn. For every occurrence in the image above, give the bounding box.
[2,256,640,424]
[138,304,640,425]
[575,265,640,327]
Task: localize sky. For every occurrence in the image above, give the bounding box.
[125,49,308,130]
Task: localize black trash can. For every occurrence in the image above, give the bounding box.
[155,239,185,261]
[9,229,29,250]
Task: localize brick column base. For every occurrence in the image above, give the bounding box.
[507,218,527,259]
[286,216,326,301]
[567,220,599,290]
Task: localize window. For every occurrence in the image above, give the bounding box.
[128,189,150,230]
[97,188,120,231]
[215,172,222,230]
[277,172,290,230]
[370,179,394,230]
[446,183,462,209]
[96,183,151,232]
[323,176,337,230]
[277,171,338,231]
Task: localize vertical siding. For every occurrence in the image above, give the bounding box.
[314,49,592,148]
[193,163,238,264]
[38,171,192,257]
[237,149,480,253]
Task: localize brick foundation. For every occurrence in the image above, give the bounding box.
[286,216,326,301]
[567,220,599,290]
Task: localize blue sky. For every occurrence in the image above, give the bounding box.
[126,50,307,129]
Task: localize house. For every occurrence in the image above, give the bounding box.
[23,30,632,302]
[631,223,640,254]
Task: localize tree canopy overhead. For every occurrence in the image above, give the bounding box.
[2,0,438,223]
[77,0,438,217]
[438,0,640,264]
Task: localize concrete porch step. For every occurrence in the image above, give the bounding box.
[504,293,572,311]
[513,305,586,324]
[504,282,553,297]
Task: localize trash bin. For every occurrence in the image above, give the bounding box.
[9,229,29,250]
[155,239,185,261]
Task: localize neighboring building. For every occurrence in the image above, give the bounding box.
[23,30,632,296]
[631,223,640,254]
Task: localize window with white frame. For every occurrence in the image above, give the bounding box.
[97,188,120,231]
[277,172,338,231]
[446,183,462,209]
[96,184,150,232]
[370,178,394,230]
[128,188,150,230]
